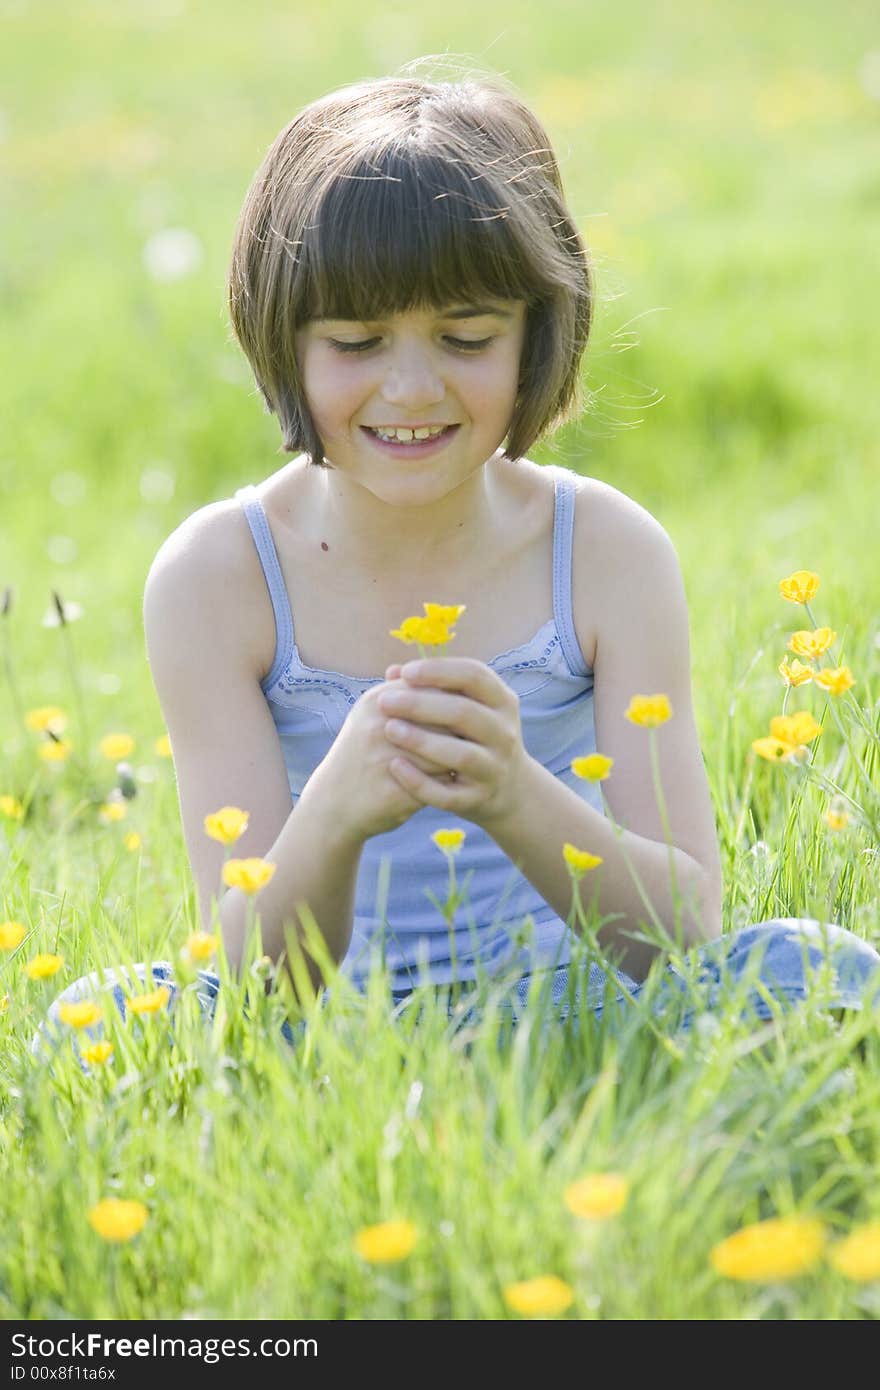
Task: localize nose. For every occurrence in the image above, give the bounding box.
[379,342,445,412]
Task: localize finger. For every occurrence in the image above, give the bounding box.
[398,658,509,708]
[384,719,487,779]
[389,756,467,808]
[385,663,403,680]
[378,688,493,740]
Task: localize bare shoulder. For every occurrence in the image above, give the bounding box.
[564,473,682,670]
[143,497,275,681]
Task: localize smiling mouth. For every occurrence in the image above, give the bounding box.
[360,424,460,451]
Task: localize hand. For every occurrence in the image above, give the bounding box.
[306,671,463,843]
[378,658,531,829]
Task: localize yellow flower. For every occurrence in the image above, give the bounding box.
[204,806,250,845]
[58,999,103,1029]
[431,828,466,854]
[98,733,135,760]
[221,858,277,895]
[353,1219,419,1263]
[824,808,849,831]
[571,753,614,781]
[826,1223,880,1282]
[710,1216,826,1282]
[24,953,64,980]
[184,931,217,963]
[503,1275,574,1317]
[0,795,24,820]
[0,921,26,950]
[564,1172,630,1220]
[81,1041,114,1066]
[87,1198,148,1243]
[813,666,855,696]
[127,985,171,1015]
[624,694,672,727]
[778,657,813,688]
[154,734,172,758]
[423,603,467,626]
[38,739,73,763]
[770,712,823,747]
[563,844,604,877]
[788,627,837,660]
[389,615,453,646]
[752,737,802,763]
[25,706,67,735]
[0,994,9,1014]
[779,571,820,604]
[98,801,127,824]
[124,832,142,851]
[390,602,465,648]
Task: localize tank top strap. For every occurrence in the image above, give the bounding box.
[551,470,590,677]
[234,485,295,688]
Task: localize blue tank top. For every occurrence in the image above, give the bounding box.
[234,465,604,991]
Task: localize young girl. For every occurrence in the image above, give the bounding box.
[34,71,880,1058]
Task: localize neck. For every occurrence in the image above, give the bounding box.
[310,453,505,576]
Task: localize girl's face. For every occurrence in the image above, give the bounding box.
[295,299,527,502]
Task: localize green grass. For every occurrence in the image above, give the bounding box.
[2,0,879,1318]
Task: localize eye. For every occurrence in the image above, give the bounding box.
[326,335,494,354]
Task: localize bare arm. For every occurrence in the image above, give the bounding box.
[142,506,364,996]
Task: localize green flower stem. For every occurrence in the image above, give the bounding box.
[647,728,684,951]
[58,614,92,755]
[1,612,26,742]
[443,852,459,1004]
[565,874,684,1059]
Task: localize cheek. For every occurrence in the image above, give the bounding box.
[302,361,366,432]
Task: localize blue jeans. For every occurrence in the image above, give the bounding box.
[30,918,880,1066]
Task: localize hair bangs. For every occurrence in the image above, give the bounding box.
[298,149,538,324]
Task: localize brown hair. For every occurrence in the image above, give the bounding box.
[227,71,592,465]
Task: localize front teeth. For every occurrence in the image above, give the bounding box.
[372,426,448,443]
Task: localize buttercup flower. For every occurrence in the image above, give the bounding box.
[423,603,467,626]
[813,666,855,696]
[571,754,614,781]
[788,628,837,660]
[222,858,277,895]
[502,1276,574,1317]
[0,796,24,820]
[38,740,73,763]
[563,844,603,877]
[127,986,171,1015]
[390,602,465,648]
[184,931,217,963]
[81,1041,114,1066]
[87,1198,149,1243]
[98,802,127,824]
[824,808,849,831]
[25,706,67,735]
[0,921,26,950]
[99,733,135,760]
[778,657,813,688]
[24,953,64,980]
[564,1172,630,1220]
[431,828,466,854]
[353,1220,419,1263]
[0,994,9,1014]
[204,806,250,845]
[710,1216,826,1282]
[826,1223,880,1282]
[154,734,172,758]
[752,737,802,763]
[58,1000,103,1029]
[770,712,823,747]
[624,694,672,727]
[779,571,820,604]
[124,832,142,851]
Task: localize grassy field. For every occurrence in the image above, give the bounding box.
[1,0,879,1319]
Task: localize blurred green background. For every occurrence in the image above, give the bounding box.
[2,0,878,759]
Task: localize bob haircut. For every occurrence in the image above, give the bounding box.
[227,73,592,465]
